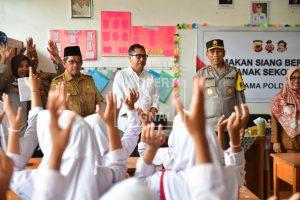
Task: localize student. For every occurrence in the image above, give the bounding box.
[85,88,141,164]
[5,69,127,199]
[135,77,246,200]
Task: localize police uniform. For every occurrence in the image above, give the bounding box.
[50,46,103,117]
[197,39,246,131]
[50,70,103,117]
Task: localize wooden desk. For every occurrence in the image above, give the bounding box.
[271,153,300,196]
[239,186,260,200]
[245,136,267,200]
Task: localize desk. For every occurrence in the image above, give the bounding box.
[245,136,267,199]
[271,153,300,196]
[239,186,260,200]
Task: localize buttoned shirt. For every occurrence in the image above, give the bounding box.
[50,71,103,117]
[113,67,159,117]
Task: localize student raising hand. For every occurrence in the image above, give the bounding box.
[227,105,249,153]
[47,90,75,170]
[124,88,139,110]
[0,44,12,64]
[174,76,211,164]
[141,124,166,165]
[97,92,122,151]
[3,93,23,154]
[0,148,13,199]
[217,115,229,150]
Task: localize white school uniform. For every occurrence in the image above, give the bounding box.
[8,110,127,200]
[100,178,155,200]
[135,113,245,200]
[84,110,141,165]
[113,67,159,132]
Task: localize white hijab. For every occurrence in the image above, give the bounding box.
[36,110,102,200]
[10,110,104,200]
[100,178,155,200]
[163,112,224,200]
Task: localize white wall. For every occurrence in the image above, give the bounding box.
[1,0,299,117]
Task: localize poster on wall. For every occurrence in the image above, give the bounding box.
[131,26,175,57]
[50,30,97,60]
[100,11,131,56]
[196,27,300,102]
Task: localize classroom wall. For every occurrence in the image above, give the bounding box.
[1,0,299,118]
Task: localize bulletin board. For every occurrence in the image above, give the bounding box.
[50,30,97,60]
[100,11,131,56]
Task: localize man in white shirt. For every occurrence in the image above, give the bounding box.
[113,44,159,132]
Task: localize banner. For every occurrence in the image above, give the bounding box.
[196,27,300,102]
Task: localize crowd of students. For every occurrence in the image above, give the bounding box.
[0,35,299,199]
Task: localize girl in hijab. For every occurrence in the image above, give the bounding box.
[3,68,128,200]
[135,77,247,200]
[271,67,300,153]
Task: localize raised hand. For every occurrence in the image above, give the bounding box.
[26,37,37,58]
[0,148,13,196]
[25,67,40,92]
[217,115,229,150]
[2,94,23,130]
[240,104,249,129]
[0,44,12,64]
[226,105,249,152]
[141,124,166,150]
[47,40,62,63]
[174,76,211,164]
[141,124,166,165]
[124,88,139,110]
[48,90,75,155]
[54,81,69,110]
[174,76,206,139]
[97,92,121,127]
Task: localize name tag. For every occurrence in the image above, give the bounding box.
[205,80,215,87]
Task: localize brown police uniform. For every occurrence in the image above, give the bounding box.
[50,70,103,117]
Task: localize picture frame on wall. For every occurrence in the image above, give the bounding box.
[250,1,270,25]
[71,0,92,18]
[289,0,300,7]
[219,0,233,5]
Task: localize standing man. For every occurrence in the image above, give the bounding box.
[197,39,246,133]
[113,44,159,132]
[50,46,103,117]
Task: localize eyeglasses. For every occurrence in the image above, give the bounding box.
[290,76,300,81]
[130,54,148,59]
[66,60,82,66]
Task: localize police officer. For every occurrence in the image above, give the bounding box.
[197,39,246,134]
[50,46,103,117]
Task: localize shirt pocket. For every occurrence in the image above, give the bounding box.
[204,80,218,98]
[222,79,235,99]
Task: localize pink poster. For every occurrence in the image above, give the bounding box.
[50,30,97,60]
[131,26,175,57]
[101,11,131,56]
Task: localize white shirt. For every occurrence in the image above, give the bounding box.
[8,110,128,200]
[252,13,267,24]
[85,110,141,165]
[113,67,159,117]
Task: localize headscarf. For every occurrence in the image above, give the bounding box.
[10,110,104,200]
[100,178,155,200]
[10,54,30,78]
[162,112,225,200]
[271,67,300,138]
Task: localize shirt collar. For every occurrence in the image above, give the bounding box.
[64,70,85,82]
